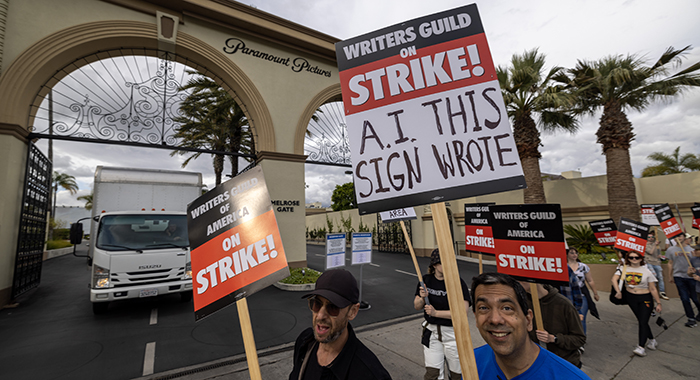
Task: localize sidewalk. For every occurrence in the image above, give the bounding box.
[135,291,699,380]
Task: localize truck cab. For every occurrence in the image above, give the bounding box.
[90,212,193,314]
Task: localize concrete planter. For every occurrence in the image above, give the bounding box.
[273,282,315,292]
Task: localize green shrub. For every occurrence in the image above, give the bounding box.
[46,240,73,250]
[53,228,70,240]
[280,267,322,284]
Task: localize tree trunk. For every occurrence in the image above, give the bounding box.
[604,147,639,224]
[521,157,546,204]
[597,101,638,224]
[214,154,224,185]
[513,113,545,204]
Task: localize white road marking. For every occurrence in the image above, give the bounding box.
[395,269,417,277]
[315,254,325,257]
[369,263,380,267]
[143,342,156,376]
[150,308,158,325]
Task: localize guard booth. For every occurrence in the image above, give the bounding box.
[0,0,347,307]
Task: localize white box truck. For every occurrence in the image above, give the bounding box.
[78,166,202,314]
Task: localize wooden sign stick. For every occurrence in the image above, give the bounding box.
[431,202,478,380]
[529,282,546,350]
[237,298,262,380]
[400,220,430,305]
[677,237,693,266]
[479,253,483,274]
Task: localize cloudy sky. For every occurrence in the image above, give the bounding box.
[42,0,700,209]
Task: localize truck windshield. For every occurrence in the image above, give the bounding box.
[96,215,189,251]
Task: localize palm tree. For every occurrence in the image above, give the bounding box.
[641,146,700,177]
[77,192,93,211]
[52,171,78,216]
[567,46,700,223]
[497,49,579,203]
[171,72,254,185]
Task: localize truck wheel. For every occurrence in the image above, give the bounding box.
[93,302,109,314]
[180,291,193,302]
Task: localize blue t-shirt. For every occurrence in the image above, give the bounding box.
[474,344,591,379]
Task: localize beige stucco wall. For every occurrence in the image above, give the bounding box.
[0,135,26,300]
[307,171,700,257]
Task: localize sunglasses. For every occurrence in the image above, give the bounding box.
[628,256,641,260]
[308,297,342,317]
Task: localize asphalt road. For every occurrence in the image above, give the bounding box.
[0,243,492,379]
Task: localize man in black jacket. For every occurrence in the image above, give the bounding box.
[289,269,392,380]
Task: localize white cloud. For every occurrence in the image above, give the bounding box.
[45,0,700,206]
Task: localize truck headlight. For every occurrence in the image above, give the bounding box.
[93,264,110,288]
[184,261,192,280]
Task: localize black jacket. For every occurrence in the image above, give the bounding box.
[288,323,392,380]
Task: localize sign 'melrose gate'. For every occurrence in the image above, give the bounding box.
[336,4,525,214]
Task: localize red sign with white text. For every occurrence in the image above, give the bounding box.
[589,219,617,247]
[613,218,650,254]
[465,225,496,255]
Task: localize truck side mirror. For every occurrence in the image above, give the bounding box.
[70,223,84,245]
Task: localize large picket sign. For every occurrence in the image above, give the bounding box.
[464,203,495,255]
[187,166,289,321]
[653,204,684,239]
[336,4,525,215]
[589,219,617,247]
[692,203,700,230]
[641,204,661,226]
[490,204,568,284]
[614,218,650,254]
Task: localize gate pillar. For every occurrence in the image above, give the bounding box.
[0,129,29,307]
[256,151,307,268]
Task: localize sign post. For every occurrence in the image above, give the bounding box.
[187,166,289,379]
[381,208,429,304]
[351,232,373,309]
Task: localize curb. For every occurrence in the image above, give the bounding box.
[272,282,315,292]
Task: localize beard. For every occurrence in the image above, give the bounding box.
[313,315,348,344]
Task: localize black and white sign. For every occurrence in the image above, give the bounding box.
[380,207,417,222]
[351,232,373,265]
[336,4,525,214]
[326,233,347,269]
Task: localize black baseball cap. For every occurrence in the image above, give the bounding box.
[302,269,359,308]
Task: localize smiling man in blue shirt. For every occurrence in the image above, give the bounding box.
[470,273,590,379]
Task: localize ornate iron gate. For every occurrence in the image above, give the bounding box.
[376,214,412,253]
[12,143,52,299]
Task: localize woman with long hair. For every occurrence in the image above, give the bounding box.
[413,249,471,380]
[611,251,663,357]
[567,248,599,334]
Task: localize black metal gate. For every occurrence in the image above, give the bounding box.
[376,214,412,253]
[12,143,52,299]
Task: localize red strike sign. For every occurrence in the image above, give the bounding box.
[594,231,616,246]
[614,231,646,253]
[464,225,495,255]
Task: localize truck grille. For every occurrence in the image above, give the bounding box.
[111,267,185,288]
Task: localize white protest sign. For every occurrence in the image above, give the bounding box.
[351,232,373,265]
[326,233,347,269]
[379,207,417,222]
[336,4,525,215]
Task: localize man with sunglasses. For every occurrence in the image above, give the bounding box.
[289,269,392,380]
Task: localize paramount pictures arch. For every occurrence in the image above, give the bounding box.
[0,0,345,307]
